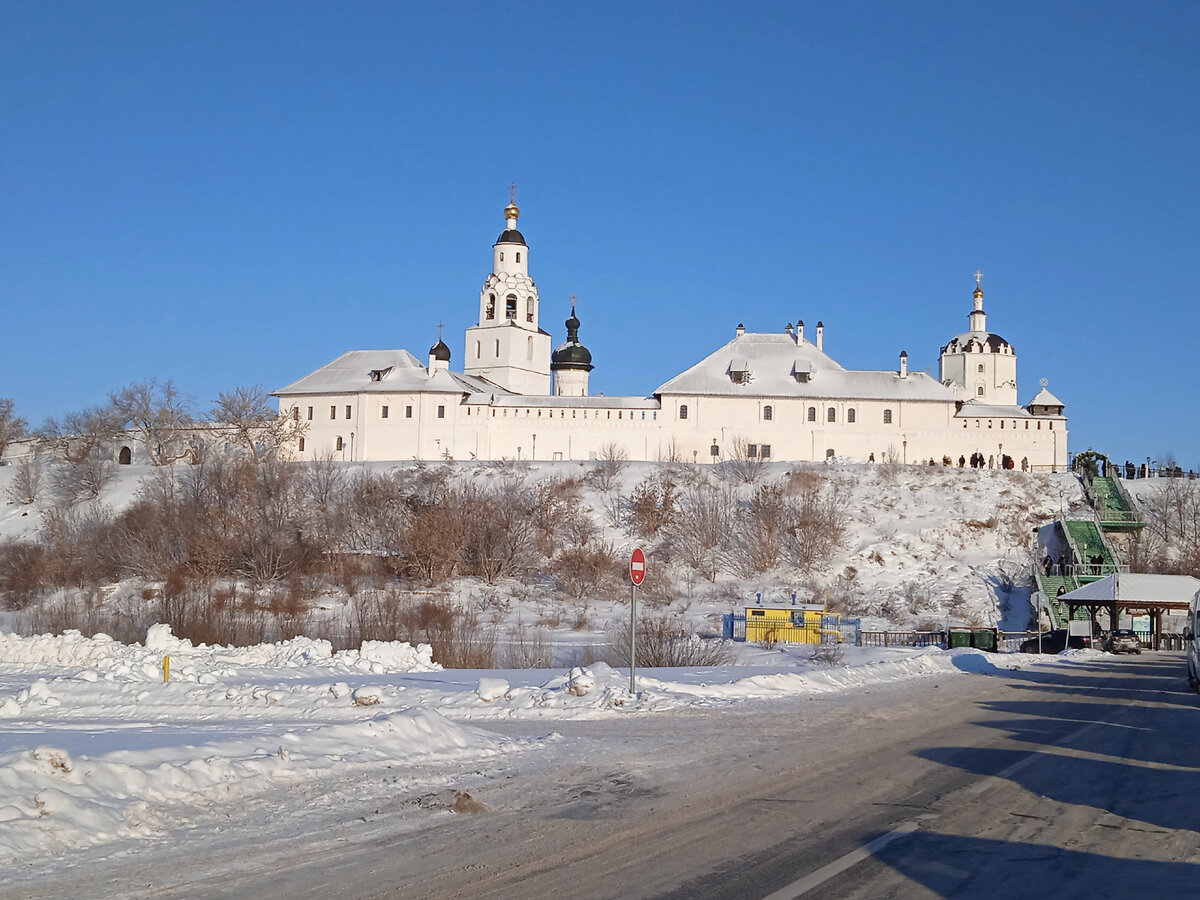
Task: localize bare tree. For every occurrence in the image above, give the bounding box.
[587,442,628,493]
[7,453,44,506]
[210,384,299,460]
[109,380,197,465]
[0,398,27,461]
[39,406,122,465]
[666,481,737,581]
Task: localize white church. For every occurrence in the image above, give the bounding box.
[274,198,1068,470]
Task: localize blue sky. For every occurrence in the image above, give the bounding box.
[3,2,1197,468]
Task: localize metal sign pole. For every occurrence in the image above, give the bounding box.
[630,582,637,695]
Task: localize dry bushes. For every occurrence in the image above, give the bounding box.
[606,611,734,667]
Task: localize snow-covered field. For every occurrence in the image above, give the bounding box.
[0,624,1096,888]
[0,460,1116,889]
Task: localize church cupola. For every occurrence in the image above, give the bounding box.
[938,271,1018,405]
[551,297,594,397]
[969,271,987,333]
[428,335,451,372]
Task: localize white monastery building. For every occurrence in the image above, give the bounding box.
[274,198,1068,470]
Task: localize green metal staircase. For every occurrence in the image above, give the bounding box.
[1062,519,1120,582]
[1083,475,1146,531]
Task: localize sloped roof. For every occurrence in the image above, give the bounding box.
[654,332,955,401]
[1060,573,1200,607]
[273,349,499,396]
[1028,386,1065,408]
[954,402,1035,418]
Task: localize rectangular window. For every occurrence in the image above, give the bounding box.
[381,405,389,419]
[883,409,893,424]
[680,404,688,420]
[405,405,413,418]
[808,407,816,422]
[298,437,305,452]
[330,405,336,420]
[437,405,445,419]
[761,444,771,458]
[747,444,758,458]
[291,406,299,421]
[307,406,313,421]
[345,405,352,419]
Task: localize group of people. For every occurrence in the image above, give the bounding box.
[1042,552,1074,577]
[959,453,1023,471]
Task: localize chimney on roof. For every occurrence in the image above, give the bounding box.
[816,321,824,351]
[899,350,908,378]
[785,322,793,339]
[736,323,745,337]
[797,320,804,344]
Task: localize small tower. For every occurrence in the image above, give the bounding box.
[428,334,451,373]
[551,298,594,397]
[463,187,552,394]
[938,272,1018,405]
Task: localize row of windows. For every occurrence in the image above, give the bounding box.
[474,336,536,360]
[964,419,1054,430]
[467,407,658,420]
[680,404,892,424]
[300,404,440,421]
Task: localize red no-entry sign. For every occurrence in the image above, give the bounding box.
[629,548,646,586]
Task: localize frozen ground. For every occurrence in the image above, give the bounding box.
[0,625,1097,893]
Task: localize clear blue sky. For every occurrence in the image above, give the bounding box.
[3,2,1197,468]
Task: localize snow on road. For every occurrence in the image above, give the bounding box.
[0,626,1088,885]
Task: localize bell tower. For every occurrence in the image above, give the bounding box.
[463,186,552,394]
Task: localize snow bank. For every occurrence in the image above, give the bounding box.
[0,627,439,682]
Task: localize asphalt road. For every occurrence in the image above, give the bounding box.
[15,653,1200,899]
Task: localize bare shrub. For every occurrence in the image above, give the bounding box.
[718,436,768,484]
[403,597,495,668]
[898,579,935,615]
[0,398,27,461]
[501,620,552,668]
[7,454,44,505]
[626,470,679,539]
[0,541,47,610]
[808,642,845,667]
[664,481,736,581]
[606,612,735,667]
[551,543,620,607]
[587,443,628,493]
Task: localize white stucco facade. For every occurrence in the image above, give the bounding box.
[273,202,1069,470]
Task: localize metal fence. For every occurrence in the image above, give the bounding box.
[859,630,946,648]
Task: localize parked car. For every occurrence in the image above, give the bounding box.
[1019,629,1096,653]
[1186,589,1200,693]
[1104,629,1142,654]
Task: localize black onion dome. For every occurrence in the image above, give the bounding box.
[430,339,451,361]
[551,306,593,369]
[495,229,527,246]
[552,342,593,368]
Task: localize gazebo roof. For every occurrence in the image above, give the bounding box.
[1060,573,1200,609]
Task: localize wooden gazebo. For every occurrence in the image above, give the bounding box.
[1060,573,1200,649]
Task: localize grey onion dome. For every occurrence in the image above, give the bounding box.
[429,339,451,361]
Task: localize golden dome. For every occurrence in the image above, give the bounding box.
[505,200,520,221]
[973,285,984,299]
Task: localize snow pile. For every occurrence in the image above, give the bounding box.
[0,708,499,863]
[0,626,439,682]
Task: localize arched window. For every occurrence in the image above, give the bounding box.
[475,341,481,359]
[826,448,835,459]
[516,251,521,263]
[499,252,504,262]
[118,446,132,465]
[883,409,893,424]
[977,363,984,373]
[486,294,495,320]
[506,294,517,319]
[763,405,773,421]
[526,297,534,322]
[977,385,985,396]
[807,407,816,422]
[827,407,836,423]
[336,436,343,451]
[847,408,856,424]
[680,404,688,420]
[495,339,500,356]
[527,336,534,360]
[298,437,305,452]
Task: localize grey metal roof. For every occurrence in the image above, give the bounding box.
[464,393,658,409]
[954,402,1035,418]
[273,349,499,397]
[654,332,955,401]
[1028,386,1065,408]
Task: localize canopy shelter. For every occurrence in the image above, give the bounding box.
[1060,574,1200,649]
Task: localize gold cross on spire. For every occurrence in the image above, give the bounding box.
[509,181,518,203]
[974,270,983,287]
[437,321,445,340]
